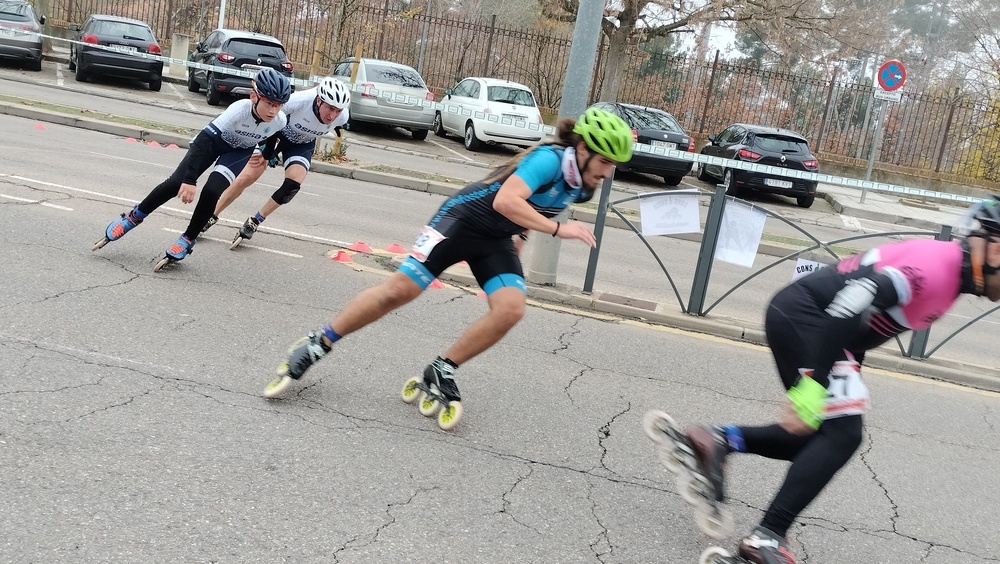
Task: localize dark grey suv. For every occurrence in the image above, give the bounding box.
[187,28,293,106]
[699,123,820,208]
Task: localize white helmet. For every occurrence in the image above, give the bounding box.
[317,77,350,109]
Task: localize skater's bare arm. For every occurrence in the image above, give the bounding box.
[493,176,596,247]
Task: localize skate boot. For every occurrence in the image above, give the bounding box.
[401,357,463,431]
[736,526,796,564]
[201,214,219,233]
[92,207,143,250]
[230,216,259,250]
[423,357,461,402]
[153,235,195,272]
[265,331,331,398]
[685,425,729,502]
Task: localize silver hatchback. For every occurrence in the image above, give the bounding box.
[331,57,436,140]
[0,0,44,71]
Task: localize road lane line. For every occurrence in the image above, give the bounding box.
[0,193,72,211]
[168,82,198,112]
[55,62,64,87]
[426,138,476,161]
[160,228,304,258]
[841,214,864,231]
[41,202,74,211]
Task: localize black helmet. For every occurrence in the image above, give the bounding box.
[253,68,292,104]
[957,195,1000,236]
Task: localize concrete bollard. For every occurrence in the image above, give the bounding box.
[166,33,190,77]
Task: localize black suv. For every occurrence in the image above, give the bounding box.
[187,28,293,106]
[68,15,163,91]
[698,123,819,208]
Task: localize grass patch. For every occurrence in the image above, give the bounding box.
[359,164,468,186]
[0,93,195,135]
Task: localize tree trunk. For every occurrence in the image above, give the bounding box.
[597,27,631,101]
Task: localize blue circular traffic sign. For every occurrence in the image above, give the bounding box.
[877,60,906,91]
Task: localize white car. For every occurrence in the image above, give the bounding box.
[331,57,436,140]
[433,77,545,151]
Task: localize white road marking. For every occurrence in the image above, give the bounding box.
[86,151,177,167]
[55,62,64,87]
[0,192,73,210]
[168,82,198,112]
[426,137,476,161]
[160,228,303,257]
[840,214,864,231]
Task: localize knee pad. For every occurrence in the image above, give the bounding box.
[271,178,301,205]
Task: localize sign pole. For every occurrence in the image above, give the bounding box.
[861,100,887,204]
[861,59,907,205]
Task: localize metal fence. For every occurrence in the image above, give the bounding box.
[43,0,1000,186]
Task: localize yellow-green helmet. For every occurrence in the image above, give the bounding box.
[573,107,633,162]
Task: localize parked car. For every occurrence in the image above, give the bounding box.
[331,57,435,140]
[590,102,694,186]
[699,123,819,208]
[433,77,544,151]
[187,28,293,106]
[0,0,44,71]
[68,15,163,91]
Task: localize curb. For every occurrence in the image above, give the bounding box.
[9,97,1000,391]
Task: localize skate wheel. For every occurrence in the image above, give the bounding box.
[437,401,462,431]
[418,391,441,417]
[91,237,110,251]
[698,545,733,564]
[401,377,423,404]
[641,409,678,444]
[153,256,171,272]
[677,472,712,506]
[229,236,244,251]
[694,500,734,540]
[657,443,688,476]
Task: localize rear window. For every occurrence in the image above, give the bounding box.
[366,63,426,88]
[0,1,33,22]
[618,106,683,133]
[754,134,809,153]
[487,86,536,107]
[227,39,286,59]
[92,21,155,41]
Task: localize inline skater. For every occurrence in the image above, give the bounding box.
[201,77,351,249]
[668,197,1000,563]
[92,68,292,267]
[262,108,634,425]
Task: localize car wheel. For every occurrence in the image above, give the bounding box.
[149,78,162,92]
[722,169,741,197]
[205,75,222,106]
[411,128,429,141]
[663,175,684,187]
[464,122,482,151]
[796,195,815,208]
[27,56,41,72]
[696,162,712,182]
[68,51,76,71]
[75,64,87,82]
[433,113,447,137]
[187,70,200,93]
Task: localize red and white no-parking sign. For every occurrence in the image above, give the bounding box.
[877,60,906,92]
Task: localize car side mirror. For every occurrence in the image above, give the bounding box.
[195,42,204,51]
[67,24,78,31]
[444,88,453,97]
[707,134,716,143]
[38,15,46,24]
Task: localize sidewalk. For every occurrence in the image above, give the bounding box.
[7,64,1000,391]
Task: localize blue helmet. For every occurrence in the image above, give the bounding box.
[253,68,291,104]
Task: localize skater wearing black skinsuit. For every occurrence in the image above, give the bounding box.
[681,197,1000,563]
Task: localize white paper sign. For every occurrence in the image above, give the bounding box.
[791,258,828,281]
[715,201,766,267]
[638,190,701,236]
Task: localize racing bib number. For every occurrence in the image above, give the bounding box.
[410,226,446,262]
[823,360,869,419]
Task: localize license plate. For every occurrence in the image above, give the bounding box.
[764,178,793,189]
[651,140,677,150]
[242,64,266,71]
[109,44,137,53]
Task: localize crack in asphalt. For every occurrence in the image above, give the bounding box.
[498,464,537,532]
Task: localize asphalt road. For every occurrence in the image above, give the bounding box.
[1,103,1000,563]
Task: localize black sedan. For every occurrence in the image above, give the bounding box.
[590,102,695,186]
[69,15,163,91]
[699,123,820,208]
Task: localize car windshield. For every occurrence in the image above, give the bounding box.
[92,21,154,41]
[487,86,535,107]
[755,134,809,153]
[618,106,683,133]
[366,63,426,88]
[0,1,32,22]
[228,39,286,59]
